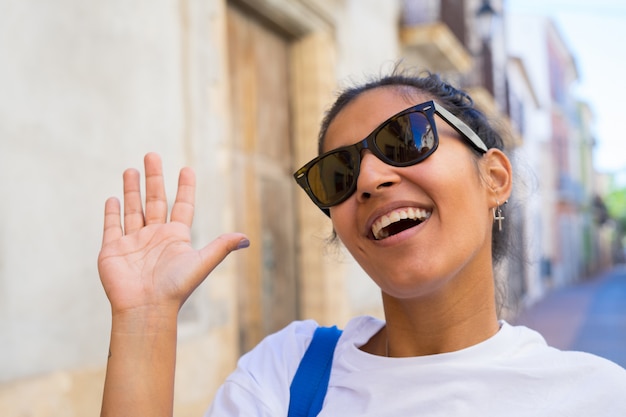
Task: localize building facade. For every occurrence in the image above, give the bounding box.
[0,1,612,415]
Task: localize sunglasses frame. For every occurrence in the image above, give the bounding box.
[293,100,489,216]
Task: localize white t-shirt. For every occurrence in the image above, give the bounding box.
[206,315,626,416]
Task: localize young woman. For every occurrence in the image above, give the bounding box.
[98,72,626,416]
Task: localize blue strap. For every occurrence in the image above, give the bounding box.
[288,326,342,417]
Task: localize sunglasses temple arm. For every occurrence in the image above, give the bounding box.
[434,105,488,153]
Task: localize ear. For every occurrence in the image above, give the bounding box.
[481,149,512,206]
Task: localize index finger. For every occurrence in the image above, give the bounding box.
[169,167,196,226]
[102,197,123,246]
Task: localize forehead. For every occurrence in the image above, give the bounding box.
[323,87,430,152]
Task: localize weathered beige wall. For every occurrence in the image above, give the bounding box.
[0,0,188,380]
[336,0,402,79]
[0,0,240,415]
[0,0,403,415]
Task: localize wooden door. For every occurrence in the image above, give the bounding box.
[227,3,299,353]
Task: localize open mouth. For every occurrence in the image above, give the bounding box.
[371,207,431,240]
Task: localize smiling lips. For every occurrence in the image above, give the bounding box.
[371,207,432,240]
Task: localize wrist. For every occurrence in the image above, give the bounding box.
[110,305,179,335]
[103,306,178,417]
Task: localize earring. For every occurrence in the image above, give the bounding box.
[493,199,505,232]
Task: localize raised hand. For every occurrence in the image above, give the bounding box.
[99,153,248,417]
[98,152,249,316]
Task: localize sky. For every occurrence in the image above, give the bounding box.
[507,0,626,181]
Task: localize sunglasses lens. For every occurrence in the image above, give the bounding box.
[302,109,437,208]
[307,149,356,206]
[374,112,435,164]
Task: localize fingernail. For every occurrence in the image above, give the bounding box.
[236,238,250,250]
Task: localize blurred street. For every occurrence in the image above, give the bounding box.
[515,265,626,368]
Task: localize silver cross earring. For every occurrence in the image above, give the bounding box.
[493,200,505,232]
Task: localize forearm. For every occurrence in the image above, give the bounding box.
[101,309,179,417]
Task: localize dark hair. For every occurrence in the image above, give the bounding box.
[318,70,511,266]
[318,71,505,154]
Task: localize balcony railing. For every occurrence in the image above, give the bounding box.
[400,0,472,74]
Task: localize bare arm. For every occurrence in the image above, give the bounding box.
[98,153,248,417]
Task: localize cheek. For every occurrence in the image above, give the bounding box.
[430,149,484,193]
[424,153,488,222]
[330,205,352,238]
[330,203,363,248]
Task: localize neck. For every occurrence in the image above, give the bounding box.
[380,274,500,357]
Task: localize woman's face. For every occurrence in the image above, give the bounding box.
[325,87,497,299]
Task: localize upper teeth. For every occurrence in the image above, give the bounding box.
[372,207,431,240]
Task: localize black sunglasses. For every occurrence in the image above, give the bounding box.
[293,100,488,216]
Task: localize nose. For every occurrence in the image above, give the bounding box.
[355,151,401,203]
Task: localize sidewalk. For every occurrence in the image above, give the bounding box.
[514,264,626,368]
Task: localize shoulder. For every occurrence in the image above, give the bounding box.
[544,351,626,413]
[207,320,318,416]
[504,322,625,370]
[235,319,320,381]
[207,316,380,416]
[501,322,626,404]
[243,315,383,366]
[226,316,381,381]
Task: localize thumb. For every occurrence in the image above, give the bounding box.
[198,232,250,274]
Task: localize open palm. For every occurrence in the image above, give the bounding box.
[97,153,248,315]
